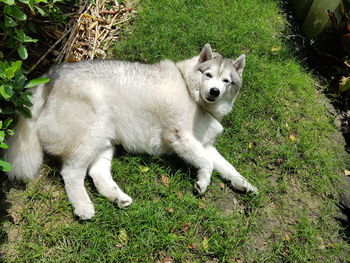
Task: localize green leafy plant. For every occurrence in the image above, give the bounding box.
[1,1,39,59]
[0,0,61,172]
[0,59,49,171]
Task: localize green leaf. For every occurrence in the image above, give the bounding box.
[35,6,46,16]
[14,73,27,90]
[3,118,13,129]
[0,65,5,79]
[0,85,12,99]
[24,77,50,89]
[4,60,22,79]
[0,159,12,172]
[11,60,22,74]
[0,131,5,140]
[0,0,15,5]
[6,129,14,136]
[202,237,209,253]
[6,36,17,49]
[16,30,27,42]
[4,15,17,27]
[18,106,32,118]
[19,0,35,13]
[16,30,38,43]
[87,0,96,5]
[5,85,14,97]
[4,5,27,21]
[0,143,9,149]
[17,43,28,60]
[138,165,150,173]
[115,229,128,248]
[1,106,15,115]
[20,92,33,107]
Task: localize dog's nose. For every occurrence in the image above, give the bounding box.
[209,88,220,97]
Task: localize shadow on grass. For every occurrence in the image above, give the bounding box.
[114,145,198,183]
[337,206,350,243]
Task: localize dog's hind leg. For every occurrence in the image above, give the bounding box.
[88,146,132,208]
[205,145,258,193]
[61,162,95,220]
[165,130,213,194]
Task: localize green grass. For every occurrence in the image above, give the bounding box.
[1,0,350,262]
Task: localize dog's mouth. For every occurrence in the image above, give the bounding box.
[205,97,217,104]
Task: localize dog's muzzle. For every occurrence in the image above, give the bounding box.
[205,97,217,103]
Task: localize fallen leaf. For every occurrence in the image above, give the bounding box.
[188,243,197,251]
[275,158,284,165]
[288,133,297,141]
[230,258,243,263]
[271,46,281,52]
[267,164,274,170]
[283,232,291,241]
[202,237,209,253]
[160,174,170,187]
[115,229,128,248]
[166,208,174,213]
[325,242,335,249]
[345,169,350,176]
[181,223,191,232]
[156,257,173,263]
[138,165,150,173]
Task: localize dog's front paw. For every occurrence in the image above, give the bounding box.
[195,180,208,194]
[74,203,95,220]
[115,194,133,208]
[246,183,258,194]
[232,178,258,194]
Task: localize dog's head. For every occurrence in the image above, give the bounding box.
[196,44,245,105]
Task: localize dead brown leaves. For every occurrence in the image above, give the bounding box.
[30,0,136,73]
[61,1,136,62]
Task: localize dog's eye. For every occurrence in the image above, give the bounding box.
[223,79,230,84]
[205,72,212,78]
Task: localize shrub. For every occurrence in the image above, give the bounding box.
[0,0,62,172]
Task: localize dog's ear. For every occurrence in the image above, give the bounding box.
[232,54,246,78]
[198,44,213,63]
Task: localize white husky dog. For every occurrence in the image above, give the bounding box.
[4,44,257,219]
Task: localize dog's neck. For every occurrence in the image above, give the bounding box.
[176,58,232,121]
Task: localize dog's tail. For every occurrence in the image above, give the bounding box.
[3,84,47,181]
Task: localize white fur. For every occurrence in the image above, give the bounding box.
[3,44,257,219]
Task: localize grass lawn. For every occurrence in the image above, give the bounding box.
[1,0,350,262]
